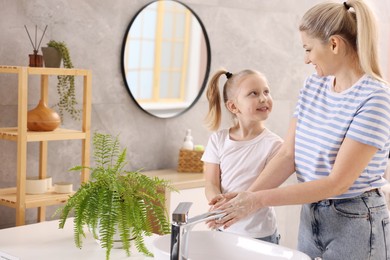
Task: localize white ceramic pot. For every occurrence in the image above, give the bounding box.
[53,182,73,193]
[26,177,51,194]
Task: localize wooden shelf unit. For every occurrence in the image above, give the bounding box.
[0,66,92,226]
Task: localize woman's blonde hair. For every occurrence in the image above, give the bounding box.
[204,69,266,131]
[299,0,383,82]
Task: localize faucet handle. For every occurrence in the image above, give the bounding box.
[172,202,193,224]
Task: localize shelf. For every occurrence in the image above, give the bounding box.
[0,65,91,226]
[0,128,87,142]
[0,65,90,76]
[0,187,74,208]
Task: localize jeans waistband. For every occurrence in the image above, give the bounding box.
[313,188,381,206]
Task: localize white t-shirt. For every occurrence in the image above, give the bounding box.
[201,128,283,238]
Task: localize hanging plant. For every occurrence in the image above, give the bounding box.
[47,40,81,121]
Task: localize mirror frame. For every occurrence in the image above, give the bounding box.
[121,0,211,119]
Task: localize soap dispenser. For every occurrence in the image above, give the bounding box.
[182,129,194,150]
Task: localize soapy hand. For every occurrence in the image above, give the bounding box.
[209,193,238,209]
[205,205,219,229]
[213,191,258,229]
[206,193,232,229]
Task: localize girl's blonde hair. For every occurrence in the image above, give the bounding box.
[205,69,266,131]
[299,0,384,82]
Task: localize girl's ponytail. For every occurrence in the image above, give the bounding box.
[205,70,226,131]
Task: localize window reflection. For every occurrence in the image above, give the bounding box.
[122,0,210,118]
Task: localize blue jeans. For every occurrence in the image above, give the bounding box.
[298,189,390,260]
[256,230,280,244]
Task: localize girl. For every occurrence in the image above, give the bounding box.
[211,1,390,259]
[201,69,283,243]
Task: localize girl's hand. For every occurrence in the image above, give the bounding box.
[207,193,237,229]
[209,192,238,209]
[215,191,258,228]
[206,205,220,229]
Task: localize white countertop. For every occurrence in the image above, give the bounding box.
[142,169,205,190]
[0,218,158,260]
[0,169,205,259]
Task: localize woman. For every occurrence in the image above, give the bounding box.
[210,1,390,259]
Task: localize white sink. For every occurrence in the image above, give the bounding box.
[153,230,311,260]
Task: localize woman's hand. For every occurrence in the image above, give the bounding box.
[214,191,259,229]
[206,193,237,229]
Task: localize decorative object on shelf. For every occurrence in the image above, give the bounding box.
[27,99,61,131]
[26,176,52,194]
[24,25,47,67]
[177,129,204,172]
[28,53,43,67]
[177,148,204,173]
[53,182,73,193]
[41,46,62,68]
[56,132,174,260]
[45,40,81,121]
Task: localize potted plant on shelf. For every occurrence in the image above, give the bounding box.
[56,132,174,260]
[42,40,80,121]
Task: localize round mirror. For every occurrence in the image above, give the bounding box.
[121,0,211,118]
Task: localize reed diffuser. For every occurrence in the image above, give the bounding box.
[24,25,47,67]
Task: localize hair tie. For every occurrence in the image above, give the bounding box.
[225,72,232,79]
[343,2,350,10]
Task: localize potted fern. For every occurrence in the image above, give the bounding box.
[42,40,80,121]
[56,132,173,260]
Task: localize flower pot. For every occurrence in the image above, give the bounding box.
[92,223,136,249]
[27,100,61,131]
[41,47,62,68]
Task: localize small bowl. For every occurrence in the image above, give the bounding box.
[26,177,51,194]
[54,182,73,194]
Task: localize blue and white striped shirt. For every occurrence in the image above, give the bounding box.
[294,74,390,199]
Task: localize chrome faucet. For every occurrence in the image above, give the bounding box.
[170,202,226,260]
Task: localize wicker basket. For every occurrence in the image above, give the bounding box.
[177,149,204,173]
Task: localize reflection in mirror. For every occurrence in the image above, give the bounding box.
[121,0,211,118]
